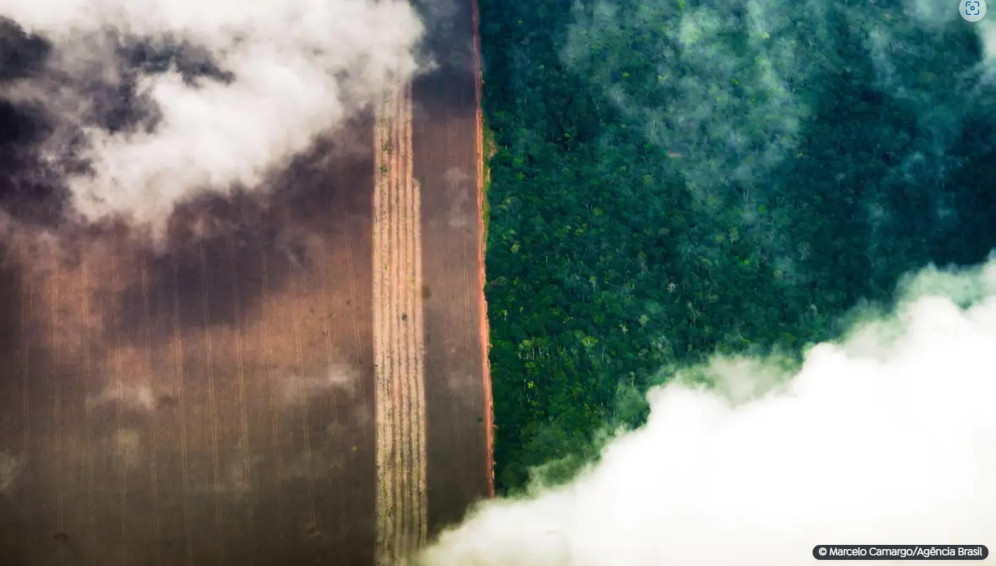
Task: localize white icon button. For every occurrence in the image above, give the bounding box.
[961,0,987,21]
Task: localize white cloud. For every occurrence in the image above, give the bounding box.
[279,363,361,407]
[113,428,142,471]
[86,383,156,412]
[0,0,426,234]
[420,260,996,566]
[0,451,24,495]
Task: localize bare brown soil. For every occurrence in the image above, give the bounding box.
[0,128,380,566]
[0,2,490,564]
[411,0,492,538]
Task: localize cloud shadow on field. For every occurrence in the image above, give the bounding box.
[106,117,375,346]
[410,0,477,126]
[0,257,21,356]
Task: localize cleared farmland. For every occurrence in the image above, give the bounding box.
[373,81,429,566]
[0,0,491,564]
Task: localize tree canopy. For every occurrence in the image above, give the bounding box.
[479,0,996,492]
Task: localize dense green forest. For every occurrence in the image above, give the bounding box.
[477,0,996,492]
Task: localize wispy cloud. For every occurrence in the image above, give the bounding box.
[0,0,427,235]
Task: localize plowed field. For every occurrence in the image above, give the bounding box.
[0,1,490,564]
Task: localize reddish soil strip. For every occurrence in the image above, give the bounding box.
[470,0,495,500]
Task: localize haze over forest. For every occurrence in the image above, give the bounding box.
[423,0,996,562]
[0,0,994,564]
[478,0,996,489]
